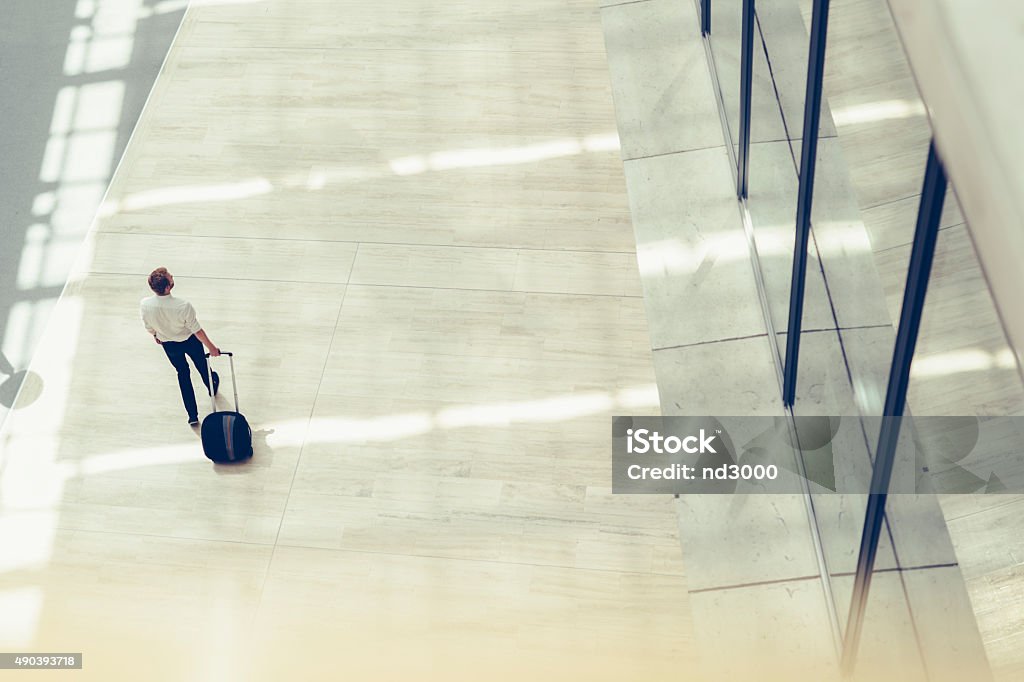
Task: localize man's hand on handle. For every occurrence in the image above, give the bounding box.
[196,328,220,356]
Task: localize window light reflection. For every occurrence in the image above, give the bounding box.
[831,99,927,127]
[140,0,268,17]
[911,348,1017,379]
[0,384,661,500]
[389,133,621,177]
[101,178,274,215]
[0,588,43,647]
[102,132,623,214]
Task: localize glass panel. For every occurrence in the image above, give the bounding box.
[804,0,1011,674]
[806,2,937,631]
[708,0,744,159]
[697,0,1017,671]
[748,0,822,350]
[904,205,1024,679]
[740,0,843,373]
[746,0,853,638]
[794,1,902,640]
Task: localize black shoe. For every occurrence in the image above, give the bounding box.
[210,371,220,397]
[188,416,200,427]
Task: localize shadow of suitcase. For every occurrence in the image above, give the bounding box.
[201,351,253,463]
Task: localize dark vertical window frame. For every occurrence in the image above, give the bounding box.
[736,0,755,198]
[840,141,948,676]
[781,0,831,407]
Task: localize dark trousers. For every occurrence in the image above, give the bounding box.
[162,334,217,418]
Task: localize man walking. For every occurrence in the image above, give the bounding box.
[141,267,221,426]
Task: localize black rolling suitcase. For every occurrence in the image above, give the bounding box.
[201,351,253,463]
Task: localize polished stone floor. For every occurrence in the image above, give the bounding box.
[3,1,1020,680]
[0,1,692,680]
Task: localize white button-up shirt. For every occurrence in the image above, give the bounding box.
[140,294,203,343]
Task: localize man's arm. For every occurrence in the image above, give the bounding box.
[195,329,220,356]
[182,301,220,356]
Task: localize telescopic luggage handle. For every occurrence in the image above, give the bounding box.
[205,351,240,413]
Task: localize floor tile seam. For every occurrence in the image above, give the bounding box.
[50,525,279,550]
[779,132,838,144]
[90,233,640,256]
[53,527,953,582]
[771,324,894,336]
[254,245,360,619]
[83,272,643,294]
[113,137,626,148]
[653,320,921,351]
[688,563,966,599]
[271,541,690,578]
[688,573,821,595]
[87,270,350,286]
[872,222,965,255]
[963,563,1024,587]
[750,136,809,149]
[307,354,648,374]
[279,501,683,523]
[945,495,1024,523]
[343,281,646,299]
[600,0,656,9]
[45,525,688,567]
[173,43,612,56]
[622,143,726,163]
[862,191,927,213]
[286,491,681,516]
[828,562,960,578]
[333,529,685,544]
[653,332,768,352]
